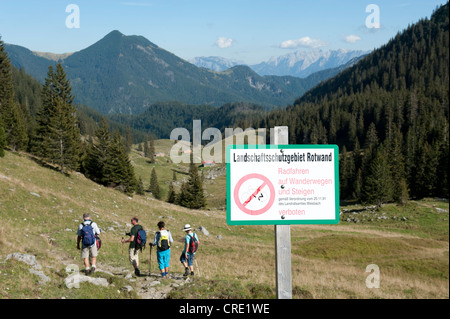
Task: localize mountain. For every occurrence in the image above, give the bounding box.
[5,31,338,114]
[250,49,369,78]
[188,56,243,72]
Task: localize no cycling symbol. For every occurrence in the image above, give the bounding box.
[234,173,275,216]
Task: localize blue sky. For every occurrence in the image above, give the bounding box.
[0,0,446,64]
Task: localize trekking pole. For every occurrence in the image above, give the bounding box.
[194,255,200,277]
[149,244,153,275]
[121,237,124,255]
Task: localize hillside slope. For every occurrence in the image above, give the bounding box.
[1,148,448,299]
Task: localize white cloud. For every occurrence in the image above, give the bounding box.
[279,37,327,49]
[344,35,362,43]
[215,37,233,48]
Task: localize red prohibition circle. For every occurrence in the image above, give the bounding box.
[234,173,275,216]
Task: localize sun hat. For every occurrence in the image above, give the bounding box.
[183,224,192,231]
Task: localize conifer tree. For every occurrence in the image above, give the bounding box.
[136,177,145,196]
[0,37,28,151]
[106,130,137,195]
[149,167,161,199]
[84,118,112,185]
[166,181,176,204]
[143,134,149,158]
[179,155,206,209]
[33,64,80,173]
[84,119,136,195]
[0,118,6,157]
[361,145,393,207]
[148,134,155,163]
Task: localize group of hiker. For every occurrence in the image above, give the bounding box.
[76,213,199,278]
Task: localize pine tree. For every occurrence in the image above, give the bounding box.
[167,181,176,203]
[136,177,145,196]
[149,167,161,199]
[84,119,136,195]
[0,37,28,151]
[0,118,6,157]
[106,130,137,195]
[84,118,112,185]
[148,134,155,163]
[180,160,206,209]
[143,134,149,158]
[361,145,393,207]
[32,64,80,173]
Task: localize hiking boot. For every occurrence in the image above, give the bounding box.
[190,271,194,276]
[135,268,141,276]
[183,268,190,277]
[91,267,96,274]
[85,269,91,275]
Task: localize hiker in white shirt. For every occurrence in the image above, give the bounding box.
[76,213,101,275]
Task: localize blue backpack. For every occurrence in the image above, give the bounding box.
[81,222,96,247]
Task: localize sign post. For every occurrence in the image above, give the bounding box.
[226,127,339,299]
[273,126,292,299]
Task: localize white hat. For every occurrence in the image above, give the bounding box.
[183,224,192,231]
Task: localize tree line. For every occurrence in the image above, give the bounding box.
[1,37,207,208]
[245,3,449,206]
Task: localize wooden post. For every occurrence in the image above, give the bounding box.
[273,126,292,299]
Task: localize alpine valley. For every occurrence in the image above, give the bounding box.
[5,30,363,115]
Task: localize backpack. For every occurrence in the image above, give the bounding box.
[187,233,199,254]
[135,227,147,251]
[81,222,96,247]
[95,234,102,251]
[158,230,171,251]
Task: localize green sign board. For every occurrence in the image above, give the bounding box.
[226,144,340,225]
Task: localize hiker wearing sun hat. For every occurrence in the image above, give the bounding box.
[180,224,199,276]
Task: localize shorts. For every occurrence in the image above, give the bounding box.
[129,248,140,267]
[157,249,171,270]
[81,244,98,259]
[180,252,194,266]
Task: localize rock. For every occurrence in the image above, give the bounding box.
[149,280,160,287]
[216,235,223,240]
[29,268,50,285]
[198,226,209,236]
[64,274,109,288]
[30,192,41,198]
[122,285,133,292]
[5,253,42,270]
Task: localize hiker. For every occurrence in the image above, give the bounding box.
[121,216,146,276]
[151,221,174,278]
[180,224,199,277]
[76,213,101,275]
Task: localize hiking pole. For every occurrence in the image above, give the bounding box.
[194,255,200,277]
[121,237,124,255]
[149,244,153,276]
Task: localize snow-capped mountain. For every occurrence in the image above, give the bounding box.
[250,49,370,78]
[188,56,244,72]
[190,49,370,78]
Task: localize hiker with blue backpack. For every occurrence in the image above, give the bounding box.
[151,221,174,278]
[180,224,199,277]
[121,216,146,276]
[76,213,101,275]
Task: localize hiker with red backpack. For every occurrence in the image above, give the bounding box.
[121,216,146,276]
[180,224,199,277]
[150,221,174,278]
[76,213,101,275]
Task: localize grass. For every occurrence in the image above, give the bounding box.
[0,146,449,299]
